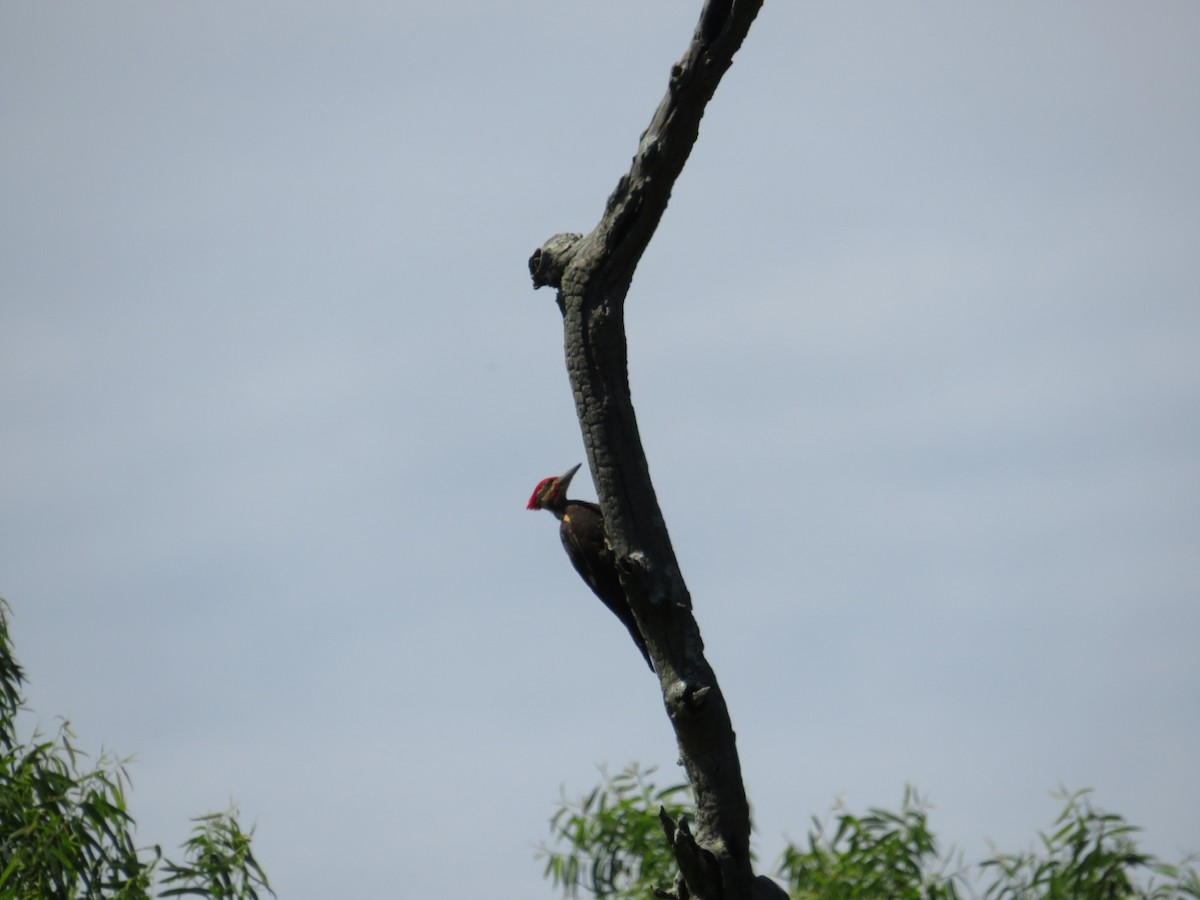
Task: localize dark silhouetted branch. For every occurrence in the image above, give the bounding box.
[529,2,770,897]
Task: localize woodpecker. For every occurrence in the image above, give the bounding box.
[527,464,653,671]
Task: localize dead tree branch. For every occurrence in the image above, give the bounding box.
[528,3,786,898]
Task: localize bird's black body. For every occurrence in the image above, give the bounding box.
[559,499,653,670]
[528,464,653,671]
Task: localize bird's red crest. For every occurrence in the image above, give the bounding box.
[526,477,557,510]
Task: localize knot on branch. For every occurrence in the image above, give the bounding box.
[621,552,691,610]
[619,551,664,606]
[529,232,583,291]
[669,61,685,92]
[638,131,663,169]
[659,808,722,900]
[666,679,712,715]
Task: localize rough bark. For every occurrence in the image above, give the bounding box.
[528,3,785,898]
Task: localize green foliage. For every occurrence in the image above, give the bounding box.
[0,598,273,899]
[980,788,1200,900]
[160,811,271,899]
[543,767,1200,900]
[778,785,963,899]
[540,764,692,899]
[0,720,153,899]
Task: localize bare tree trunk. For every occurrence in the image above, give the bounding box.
[528,3,785,898]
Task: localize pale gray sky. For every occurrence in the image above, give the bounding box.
[2,2,1198,897]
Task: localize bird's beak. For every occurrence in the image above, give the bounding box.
[558,463,582,493]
